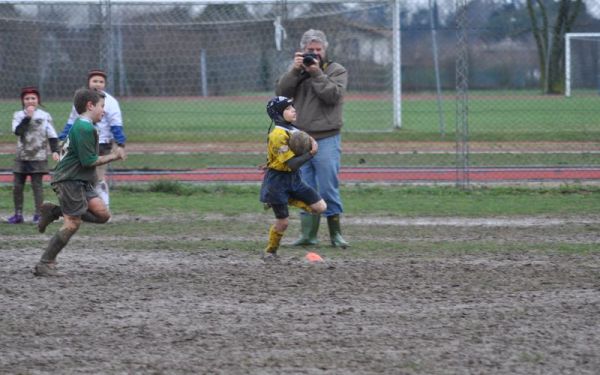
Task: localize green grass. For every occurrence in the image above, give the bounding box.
[1,92,597,171]
[2,152,598,171]
[340,184,600,217]
[1,92,599,143]
[2,184,598,255]
[2,183,599,218]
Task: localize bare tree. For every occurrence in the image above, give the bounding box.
[526,0,582,94]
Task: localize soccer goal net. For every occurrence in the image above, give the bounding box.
[565,33,600,97]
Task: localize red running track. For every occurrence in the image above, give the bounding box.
[2,167,599,183]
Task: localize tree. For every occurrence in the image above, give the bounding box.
[526,0,582,94]
[483,2,531,42]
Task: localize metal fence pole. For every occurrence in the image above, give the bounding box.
[392,0,402,129]
[455,0,469,189]
[429,0,445,138]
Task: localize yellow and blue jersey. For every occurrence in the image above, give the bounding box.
[266,126,297,172]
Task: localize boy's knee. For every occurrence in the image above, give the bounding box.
[63,217,82,232]
[312,200,327,214]
[97,212,111,223]
[275,218,289,232]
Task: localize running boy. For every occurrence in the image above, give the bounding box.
[59,69,126,210]
[34,88,126,277]
[8,87,59,224]
[260,96,326,260]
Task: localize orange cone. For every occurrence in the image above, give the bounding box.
[305,251,323,262]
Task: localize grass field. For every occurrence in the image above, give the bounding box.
[1,182,599,261]
[2,183,599,224]
[1,152,599,171]
[1,92,598,171]
[1,92,599,144]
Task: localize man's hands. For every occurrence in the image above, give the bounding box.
[292,52,304,70]
[293,52,321,74]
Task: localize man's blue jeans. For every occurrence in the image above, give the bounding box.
[299,134,343,217]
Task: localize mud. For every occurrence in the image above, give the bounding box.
[1,217,599,374]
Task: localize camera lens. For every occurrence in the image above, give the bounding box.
[302,53,317,66]
[303,57,315,66]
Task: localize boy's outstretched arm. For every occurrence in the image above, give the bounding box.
[90,147,126,167]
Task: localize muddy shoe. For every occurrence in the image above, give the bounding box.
[33,262,63,277]
[38,202,58,233]
[32,214,41,224]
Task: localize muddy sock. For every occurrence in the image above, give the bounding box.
[288,198,314,213]
[40,228,76,263]
[51,206,63,218]
[81,211,106,223]
[265,225,284,253]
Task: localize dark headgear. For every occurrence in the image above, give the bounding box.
[20,86,41,106]
[266,96,293,121]
[87,69,107,82]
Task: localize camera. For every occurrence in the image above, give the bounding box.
[302,53,319,66]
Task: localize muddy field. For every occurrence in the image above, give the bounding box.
[1,215,599,374]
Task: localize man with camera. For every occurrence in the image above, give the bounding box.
[276,29,349,248]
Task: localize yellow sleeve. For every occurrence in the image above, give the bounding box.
[267,129,295,171]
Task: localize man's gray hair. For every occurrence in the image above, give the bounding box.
[300,29,329,50]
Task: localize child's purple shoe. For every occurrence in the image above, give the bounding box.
[7,214,24,224]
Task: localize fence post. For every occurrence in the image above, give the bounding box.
[393,0,402,129]
[455,0,470,189]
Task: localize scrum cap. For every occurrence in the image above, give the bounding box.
[20,86,41,105]
[87,68,107,81]
[266,96,293,121]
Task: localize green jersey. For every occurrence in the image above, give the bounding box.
[52,117,99,184]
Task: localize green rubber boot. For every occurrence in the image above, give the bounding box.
[327,214,349,248]
[292,214,320,246]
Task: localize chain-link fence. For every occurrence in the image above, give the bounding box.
[1,0,599,184]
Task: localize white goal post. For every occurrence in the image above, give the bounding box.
[565,32,600,97]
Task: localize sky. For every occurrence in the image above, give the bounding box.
[6,0,600,21]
